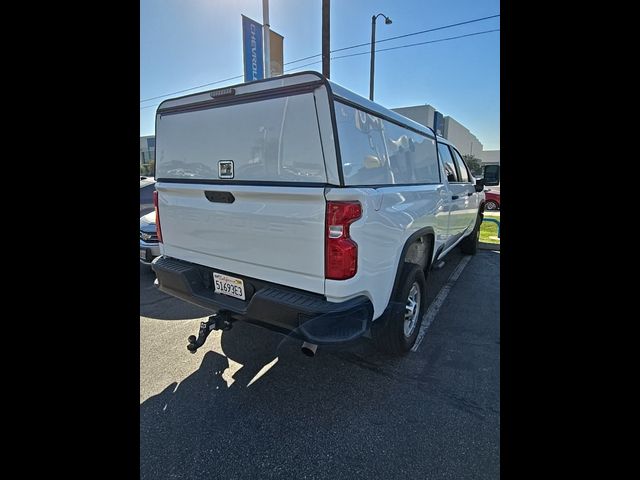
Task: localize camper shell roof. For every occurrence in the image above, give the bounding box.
[156,71,437,140]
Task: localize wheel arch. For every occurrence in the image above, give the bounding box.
[389,227,435,300]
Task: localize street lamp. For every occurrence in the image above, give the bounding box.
[369,13,392,101]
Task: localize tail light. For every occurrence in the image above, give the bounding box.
[325,201,361,280]
[153,190,163,243]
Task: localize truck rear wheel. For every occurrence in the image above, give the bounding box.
[373,263,426,355]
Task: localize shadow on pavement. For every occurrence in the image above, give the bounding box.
[139,322,403,480]
[140,263,212,320]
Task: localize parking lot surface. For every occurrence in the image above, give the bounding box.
[140,248,500,479]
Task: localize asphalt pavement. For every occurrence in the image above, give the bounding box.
[140,247,500,479]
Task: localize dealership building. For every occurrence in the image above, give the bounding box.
[477,149,500,165]
[140,135,155,171]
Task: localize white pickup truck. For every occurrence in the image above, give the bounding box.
[151,72,499,356]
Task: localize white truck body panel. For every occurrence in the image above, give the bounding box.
[157,183,327,294]
[324,185,450,319]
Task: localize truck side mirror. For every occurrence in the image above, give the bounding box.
[474,178,485,192]
[484,165,500,186]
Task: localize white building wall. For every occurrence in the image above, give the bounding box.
[477,150,500,164]
[391,105,486,159]
[392,105,436,129]
[442,116,483,156]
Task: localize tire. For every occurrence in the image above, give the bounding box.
[485,200,499,210]
[460,213,481,255]
[373,263,427,355]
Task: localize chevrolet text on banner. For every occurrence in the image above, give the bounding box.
[242,15,264,82]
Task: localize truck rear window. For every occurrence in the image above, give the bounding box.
[156,93,327,183]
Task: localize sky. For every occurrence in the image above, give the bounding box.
[140,0,500,150]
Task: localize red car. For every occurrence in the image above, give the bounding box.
[484,189,500,210]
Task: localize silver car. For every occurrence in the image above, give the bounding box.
[140,178,160,265]
[140,211,160,265]
[140,177,156,217]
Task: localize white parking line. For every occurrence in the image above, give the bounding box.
[411,255,472,352]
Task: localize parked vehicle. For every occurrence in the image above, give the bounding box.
[140,177,156,217]
[151,72,499,356]
[484,189,500,210]
[483,165,500,192]
[140,211,160,265]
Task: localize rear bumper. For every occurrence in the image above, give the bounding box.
[140,240,161,265]
[152,256,373,344]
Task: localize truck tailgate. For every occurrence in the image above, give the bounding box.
[157,183,326,294]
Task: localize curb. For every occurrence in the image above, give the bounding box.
[479,241,500,251]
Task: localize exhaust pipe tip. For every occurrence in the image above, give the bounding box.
[301,342,318,357]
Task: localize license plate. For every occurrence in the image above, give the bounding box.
[140,249,147,260]
[213,273,245,300]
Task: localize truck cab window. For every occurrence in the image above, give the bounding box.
[437,143,458,182]
[451,147,470,183]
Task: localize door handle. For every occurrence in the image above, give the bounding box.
[452,195,459,200]
[204,191,235,203]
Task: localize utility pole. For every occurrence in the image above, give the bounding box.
[369,16,376,100]
[263,0,271,78]
[322,0,330,78]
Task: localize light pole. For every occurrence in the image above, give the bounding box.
[369,13,392,101]
[263,0,271,78]
[322,0,330,78]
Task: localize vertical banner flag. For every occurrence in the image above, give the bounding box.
[242,15,264,82]
[269,30,284,77]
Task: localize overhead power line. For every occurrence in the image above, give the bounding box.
[286,28,500,72]
[140,28,499,110]
[140,13,499,104]
[332,28,500,60]
[282,28,499,75]
[284,13,500,66]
